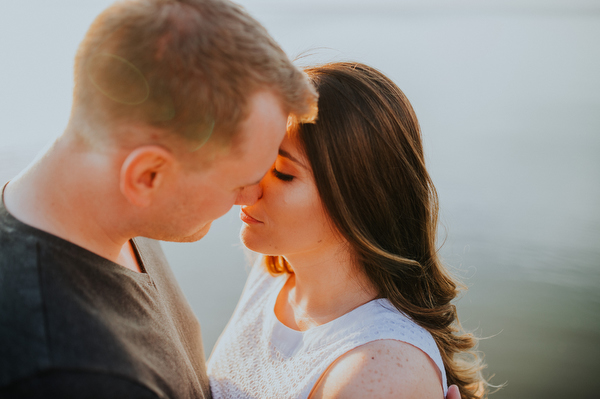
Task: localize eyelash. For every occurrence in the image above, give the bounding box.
[272,167,294,182]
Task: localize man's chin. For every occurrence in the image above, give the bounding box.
[165,222,213,243]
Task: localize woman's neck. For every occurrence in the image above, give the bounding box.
[274,247,378,331]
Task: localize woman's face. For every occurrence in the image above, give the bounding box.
[239,134,341,258]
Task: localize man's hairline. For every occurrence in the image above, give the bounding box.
[73,87,290,170]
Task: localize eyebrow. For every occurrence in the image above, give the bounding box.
[278,149,307,169]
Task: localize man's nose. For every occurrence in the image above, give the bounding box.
[234,183,263,206]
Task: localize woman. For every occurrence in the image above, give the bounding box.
[207,62,486,398]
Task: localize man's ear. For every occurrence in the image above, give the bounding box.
[119,145,175,207]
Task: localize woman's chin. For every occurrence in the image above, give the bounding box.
[239,229,284,256]
[239,227,264,253]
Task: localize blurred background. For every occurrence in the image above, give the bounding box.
[1,0,598,397]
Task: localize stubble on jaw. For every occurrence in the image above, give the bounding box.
[163,221,213,243]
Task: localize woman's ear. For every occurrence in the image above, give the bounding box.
[119,145,175,207]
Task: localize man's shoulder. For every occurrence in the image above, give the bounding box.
[0,210,38,262]
[0,222,50,388]
[0,233,205,397]
[0,370,162,399]
[0,234,145,390]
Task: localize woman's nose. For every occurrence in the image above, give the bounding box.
[234,183,263,206]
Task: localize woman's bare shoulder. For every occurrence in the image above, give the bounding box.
[309,339,443,399]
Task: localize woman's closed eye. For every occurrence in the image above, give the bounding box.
[272,167,294,182]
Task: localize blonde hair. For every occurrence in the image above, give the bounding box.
[72,0,317,148]
[265,62,488,398]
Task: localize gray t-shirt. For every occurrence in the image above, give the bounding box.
[0,194,210,398]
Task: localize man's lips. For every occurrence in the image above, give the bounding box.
[240,208,262,224]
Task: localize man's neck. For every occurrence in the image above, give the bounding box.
[4,135,142,272]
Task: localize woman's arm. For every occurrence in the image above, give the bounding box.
[309,339,444,399]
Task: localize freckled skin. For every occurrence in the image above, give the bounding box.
[309,340,443,399]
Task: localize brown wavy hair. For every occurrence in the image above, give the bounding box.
[264,62,488,398]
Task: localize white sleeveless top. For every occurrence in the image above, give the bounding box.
[207,263,448,399]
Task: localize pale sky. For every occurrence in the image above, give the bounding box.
[235,0,600,11]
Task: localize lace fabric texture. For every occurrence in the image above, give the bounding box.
[207,264,448,399]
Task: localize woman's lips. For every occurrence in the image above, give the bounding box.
[240,208,262,224]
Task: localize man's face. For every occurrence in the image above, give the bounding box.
[156,90,288,242]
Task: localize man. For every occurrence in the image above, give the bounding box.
[0,0,316,397]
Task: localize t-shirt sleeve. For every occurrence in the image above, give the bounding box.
[0,370,161,399]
